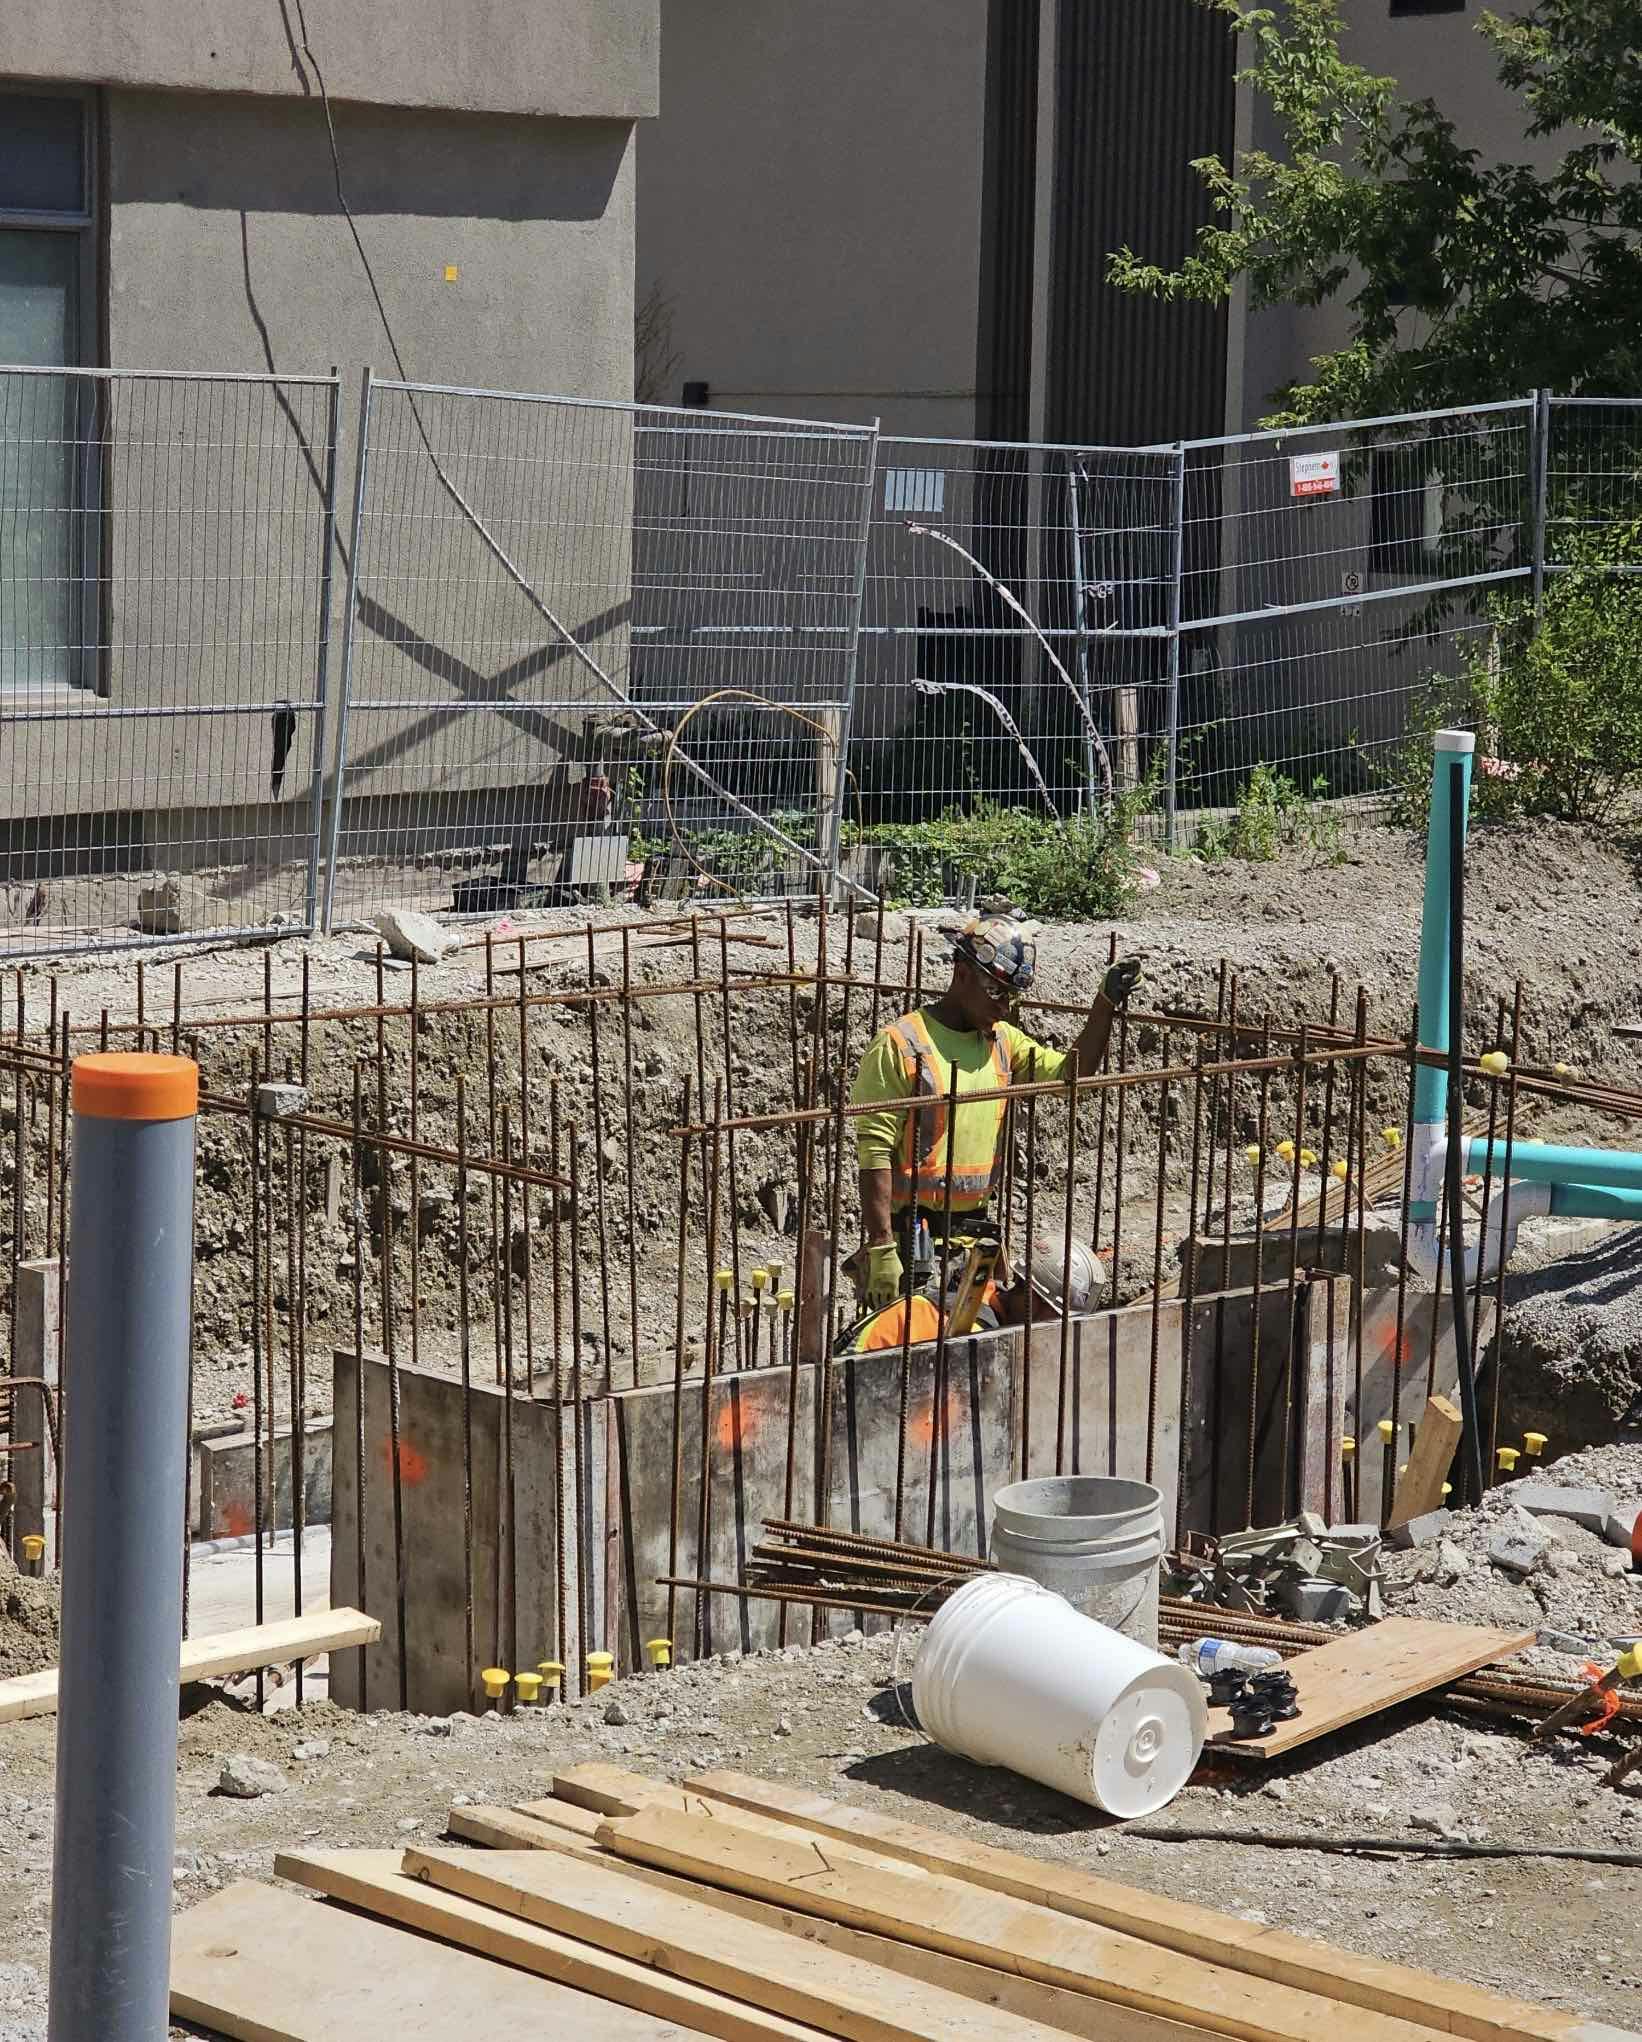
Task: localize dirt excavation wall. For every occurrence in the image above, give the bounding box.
[329,1276,1439,1712]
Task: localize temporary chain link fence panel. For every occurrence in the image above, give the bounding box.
[1173,400,1538,834]
[1544,396,1642,574]
[324,378,878,926]
[851,437,1178,847]
[0,373,1613,951]
[0,367,340,954]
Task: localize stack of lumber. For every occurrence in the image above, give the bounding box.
[174,1762,1632,2041]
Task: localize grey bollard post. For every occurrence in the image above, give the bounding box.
[48,1053,198,2042]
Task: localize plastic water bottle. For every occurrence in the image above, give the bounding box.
[1176,1637,1282,1678]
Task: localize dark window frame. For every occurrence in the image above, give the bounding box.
[0,81,101,695]
[1389,0,1466,17]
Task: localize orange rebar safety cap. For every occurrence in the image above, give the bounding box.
[71,1053,198,1123]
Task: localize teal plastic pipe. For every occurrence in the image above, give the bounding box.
[1467,1136,1642,1194]
[1547,1181,1642,1220]
[1411,729,1475,1219]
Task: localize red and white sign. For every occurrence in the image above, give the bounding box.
[1289,451,1341,499]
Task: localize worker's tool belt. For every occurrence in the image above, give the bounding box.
[885,1011,1011,1212]
[904,1202,993,1237]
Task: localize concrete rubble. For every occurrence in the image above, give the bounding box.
[1169,1513,1384,1622]
[371,906,456,964]
[1385,1442,1642,1667]
[216,1754,287,1800]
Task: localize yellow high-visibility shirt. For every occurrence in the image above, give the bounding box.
[850,1007,1067,1210]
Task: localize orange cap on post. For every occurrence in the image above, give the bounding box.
[72,1054,198,1124]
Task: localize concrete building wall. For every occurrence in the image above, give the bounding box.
[0,0,657,120]
[642,1,1558,450]
[637,0,990,438]
[1,84,641,857]
[105,92,637,393]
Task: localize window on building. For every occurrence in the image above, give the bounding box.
[0,87,95,691]
[1389,1,1466,15]
[1370,444,1445,579]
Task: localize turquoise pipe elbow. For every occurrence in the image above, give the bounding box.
[1410,729,1475,1220]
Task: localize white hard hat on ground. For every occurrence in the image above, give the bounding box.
[1024,1234,1103,1313]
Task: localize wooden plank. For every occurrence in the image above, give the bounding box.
[589,1811,1443,2042]
[549,1767,926,1872]
[1388,1396,1464,1528]
[686,1771,1597,2042]
[1202,1617,1536,1759]
[0,1607,380,1726]
[404,1845,1131,2042]
[447,1804,583,1851]
[169,1879,681,2040]
[512,1792,1192,2042]
[276,1850,828,2042]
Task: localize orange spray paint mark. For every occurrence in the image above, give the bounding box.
[219,1502,253,1539]
[907,1386,965,1451]
[715,1386,769,1454]
[381,1436,430,1485]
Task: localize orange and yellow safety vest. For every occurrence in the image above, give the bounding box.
[884,1010,1011,1214]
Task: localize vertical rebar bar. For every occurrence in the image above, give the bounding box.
[666,1077,692,1654]
[621,926,640,1388]
[456,1074,476,1705]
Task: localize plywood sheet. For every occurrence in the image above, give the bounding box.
[1204,1616,1536,1759]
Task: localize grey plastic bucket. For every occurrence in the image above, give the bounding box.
[990,1475,1165,1647]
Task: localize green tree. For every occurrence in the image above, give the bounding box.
[1110,0,1642,425]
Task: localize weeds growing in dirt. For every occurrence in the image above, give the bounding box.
[844,781,1154,918]
[1194,764,1344,865]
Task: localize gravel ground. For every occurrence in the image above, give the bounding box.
[2,1624,1639,2038]
[0,1550,57,1684]
[1502,1227,1642,1440]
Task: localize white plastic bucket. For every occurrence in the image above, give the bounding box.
[990,1474,1164,1647]
[911,1571,1206,1816]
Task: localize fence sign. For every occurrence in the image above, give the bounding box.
[1289,450,1341,499]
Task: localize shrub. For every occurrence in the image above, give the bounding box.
[1384,542,1642,831]
[1194,764,1343,864]
[844,784,1153,920]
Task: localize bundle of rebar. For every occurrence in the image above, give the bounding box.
[733,1519,989,1616]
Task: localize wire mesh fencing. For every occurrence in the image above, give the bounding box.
[849,403,1540,862]
[1174,399,1538,822]
[1545,396,1642,573]
[2,370,1636,952]
[852,438,1178,838]
[0,367,339,953]
[323,377,878,925]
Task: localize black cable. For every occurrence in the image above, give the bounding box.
[280,0,857,893]
[289,0,416,385]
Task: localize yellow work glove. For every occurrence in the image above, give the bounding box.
[864,1241,904,1310]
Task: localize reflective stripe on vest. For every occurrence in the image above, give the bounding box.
[885,1011,1011,1212]
[850,1292,943,1353]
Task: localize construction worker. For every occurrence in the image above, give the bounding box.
[841,1235,1101,1353]
[850,915,1141,1310]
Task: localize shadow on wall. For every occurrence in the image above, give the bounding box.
[114,96,631,225]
